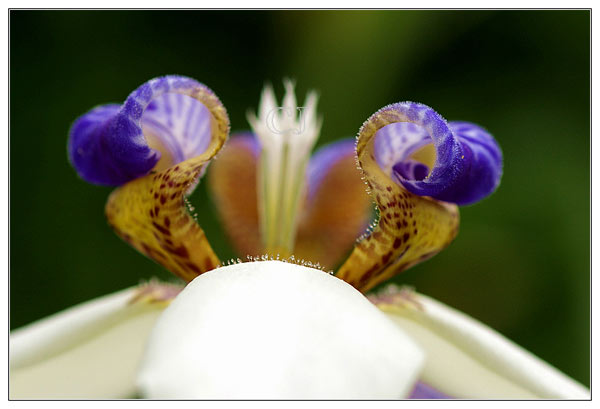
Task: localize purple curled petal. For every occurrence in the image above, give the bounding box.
[442,121,503,205]
[372,102,502,205]
[68,103,160,186]
[68,75,218,186]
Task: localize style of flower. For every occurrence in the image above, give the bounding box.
[9,75,589,399]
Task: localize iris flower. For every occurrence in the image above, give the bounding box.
[9,75,589,399]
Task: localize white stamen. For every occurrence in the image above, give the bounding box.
[247,80,322,256]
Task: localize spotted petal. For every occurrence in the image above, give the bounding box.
[337,104,461,292]
[337,103,502,292]
[69,76,230,282]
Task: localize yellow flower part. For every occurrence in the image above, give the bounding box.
[105,84,230,283]
[337,107,459,292]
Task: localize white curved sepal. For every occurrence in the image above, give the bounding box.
[374,287,589,399]
[10,287,165,399]
[137,261,425,399]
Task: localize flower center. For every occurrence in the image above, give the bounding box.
[247,81,322,257]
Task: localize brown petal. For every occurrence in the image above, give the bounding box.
[294,139,373,270]
[207,133,262,258]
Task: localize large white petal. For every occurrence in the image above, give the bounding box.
[137,261,425,399]
[10,287,165,399]
[374,288,589,399]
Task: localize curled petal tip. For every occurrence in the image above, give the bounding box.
[74,75,231,281]
[68,104,160,186]
[68,75,229,187]
[444,121,503,205]
[339,101,501,291]
[368,102,503,205]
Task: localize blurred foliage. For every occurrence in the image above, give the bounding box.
[10,10,589,386]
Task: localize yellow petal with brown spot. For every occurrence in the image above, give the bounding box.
[336,109,459,293]
[105,92,229,282]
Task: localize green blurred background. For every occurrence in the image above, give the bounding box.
[10,10,590,386]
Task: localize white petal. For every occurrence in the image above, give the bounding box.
[10,287,165,399]
[258,83,277,124]
[282,78,298,126]
[375,289,589,399]
[137,261,425,399]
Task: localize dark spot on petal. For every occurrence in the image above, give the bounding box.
[152,221,171,236]
[204,257,215,271]
[171,245,189,258]
[186,262,201,274]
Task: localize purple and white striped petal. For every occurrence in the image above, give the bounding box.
[371,102,502,205]
[374,122,431,177]
[142,92,212,166]
[68,75,223,186]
